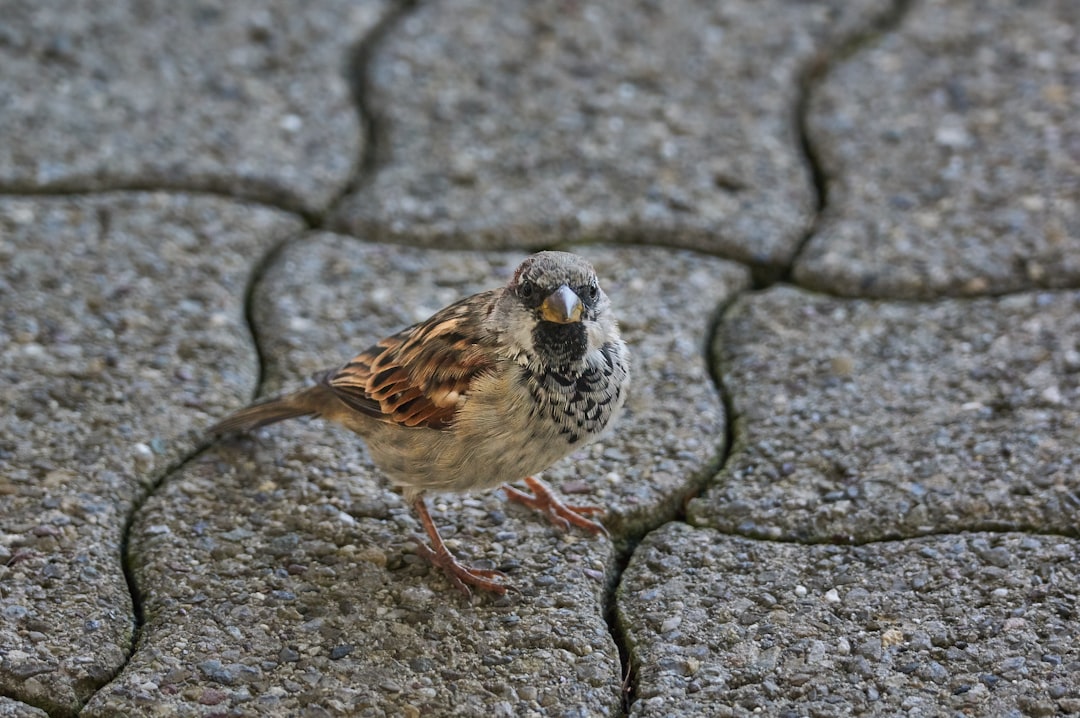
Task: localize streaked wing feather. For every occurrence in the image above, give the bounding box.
[323,292,498,430]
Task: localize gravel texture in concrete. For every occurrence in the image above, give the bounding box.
[798,0,1080,297]
[0,0,392,214]
[0,697,48,718]
[0,194,302,715]
[691,286,1080,542]
[334,0,893,269]
[3,0,1079,715]
[619,523,1080,717]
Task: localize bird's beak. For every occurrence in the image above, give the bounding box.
[539,284,584,324]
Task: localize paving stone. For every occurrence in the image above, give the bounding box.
[690,286,1080,542]
[0,0,392,214]
[618,523,1080,717]
[91,239,747,715]
[333,0,893,269]
[0,697,48,718]
[798,0,1080,297]
[0,194,302,716]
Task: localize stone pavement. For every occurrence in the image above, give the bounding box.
[0,0,1076,716]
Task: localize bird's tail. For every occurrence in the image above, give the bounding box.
[208,385,333,436]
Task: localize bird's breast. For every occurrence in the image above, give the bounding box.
[366,345,628,495]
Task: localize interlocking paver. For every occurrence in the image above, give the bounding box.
[619,523,1080,717]
[86,239,746,715]
[0,0,391,214]
[691,286,1080,541]
[798,0,1080,297]
[0,194,301,715]
[333,0,893,270]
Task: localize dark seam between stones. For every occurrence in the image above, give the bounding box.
[778,0,915,290]
[794,279,1080,301]
[115,445,213,689]
[243,237,299,399]
[0,695,53,717]
[0,187,313,227]
[80,229,301,717]
[107,213,318,699]
[24,2,989,716]
[603,559,636,717]
[714,524,1080,549]
[0,180,323,225]
[601,290,737,717]
[320,0,420,216]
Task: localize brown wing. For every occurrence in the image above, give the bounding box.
[321,291,499,430]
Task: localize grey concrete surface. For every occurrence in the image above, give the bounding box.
[0,195,302,714]
[690,286,1080,542]
[797,0,1080,297]
[1,0,1077,715]
[0,697,48,718]
[0,0,391,214]
[620,523,1080,717]
[332,0,895,270]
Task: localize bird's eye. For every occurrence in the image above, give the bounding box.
[587,282,599,301]
[519,280,536,299]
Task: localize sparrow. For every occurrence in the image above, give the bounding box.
[210,251,630,595]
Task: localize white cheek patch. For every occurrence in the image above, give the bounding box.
[501,302,539,358]
[585,294,616,352]
[587,311,616,349]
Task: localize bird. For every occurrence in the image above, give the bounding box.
[209,251,630,595]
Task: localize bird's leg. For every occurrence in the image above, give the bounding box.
[503,476,609,537]
[409,496,508,596]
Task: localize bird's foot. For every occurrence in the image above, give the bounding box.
[411,496,509,596]
[409,534,508,596]
[503,476,609,537]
